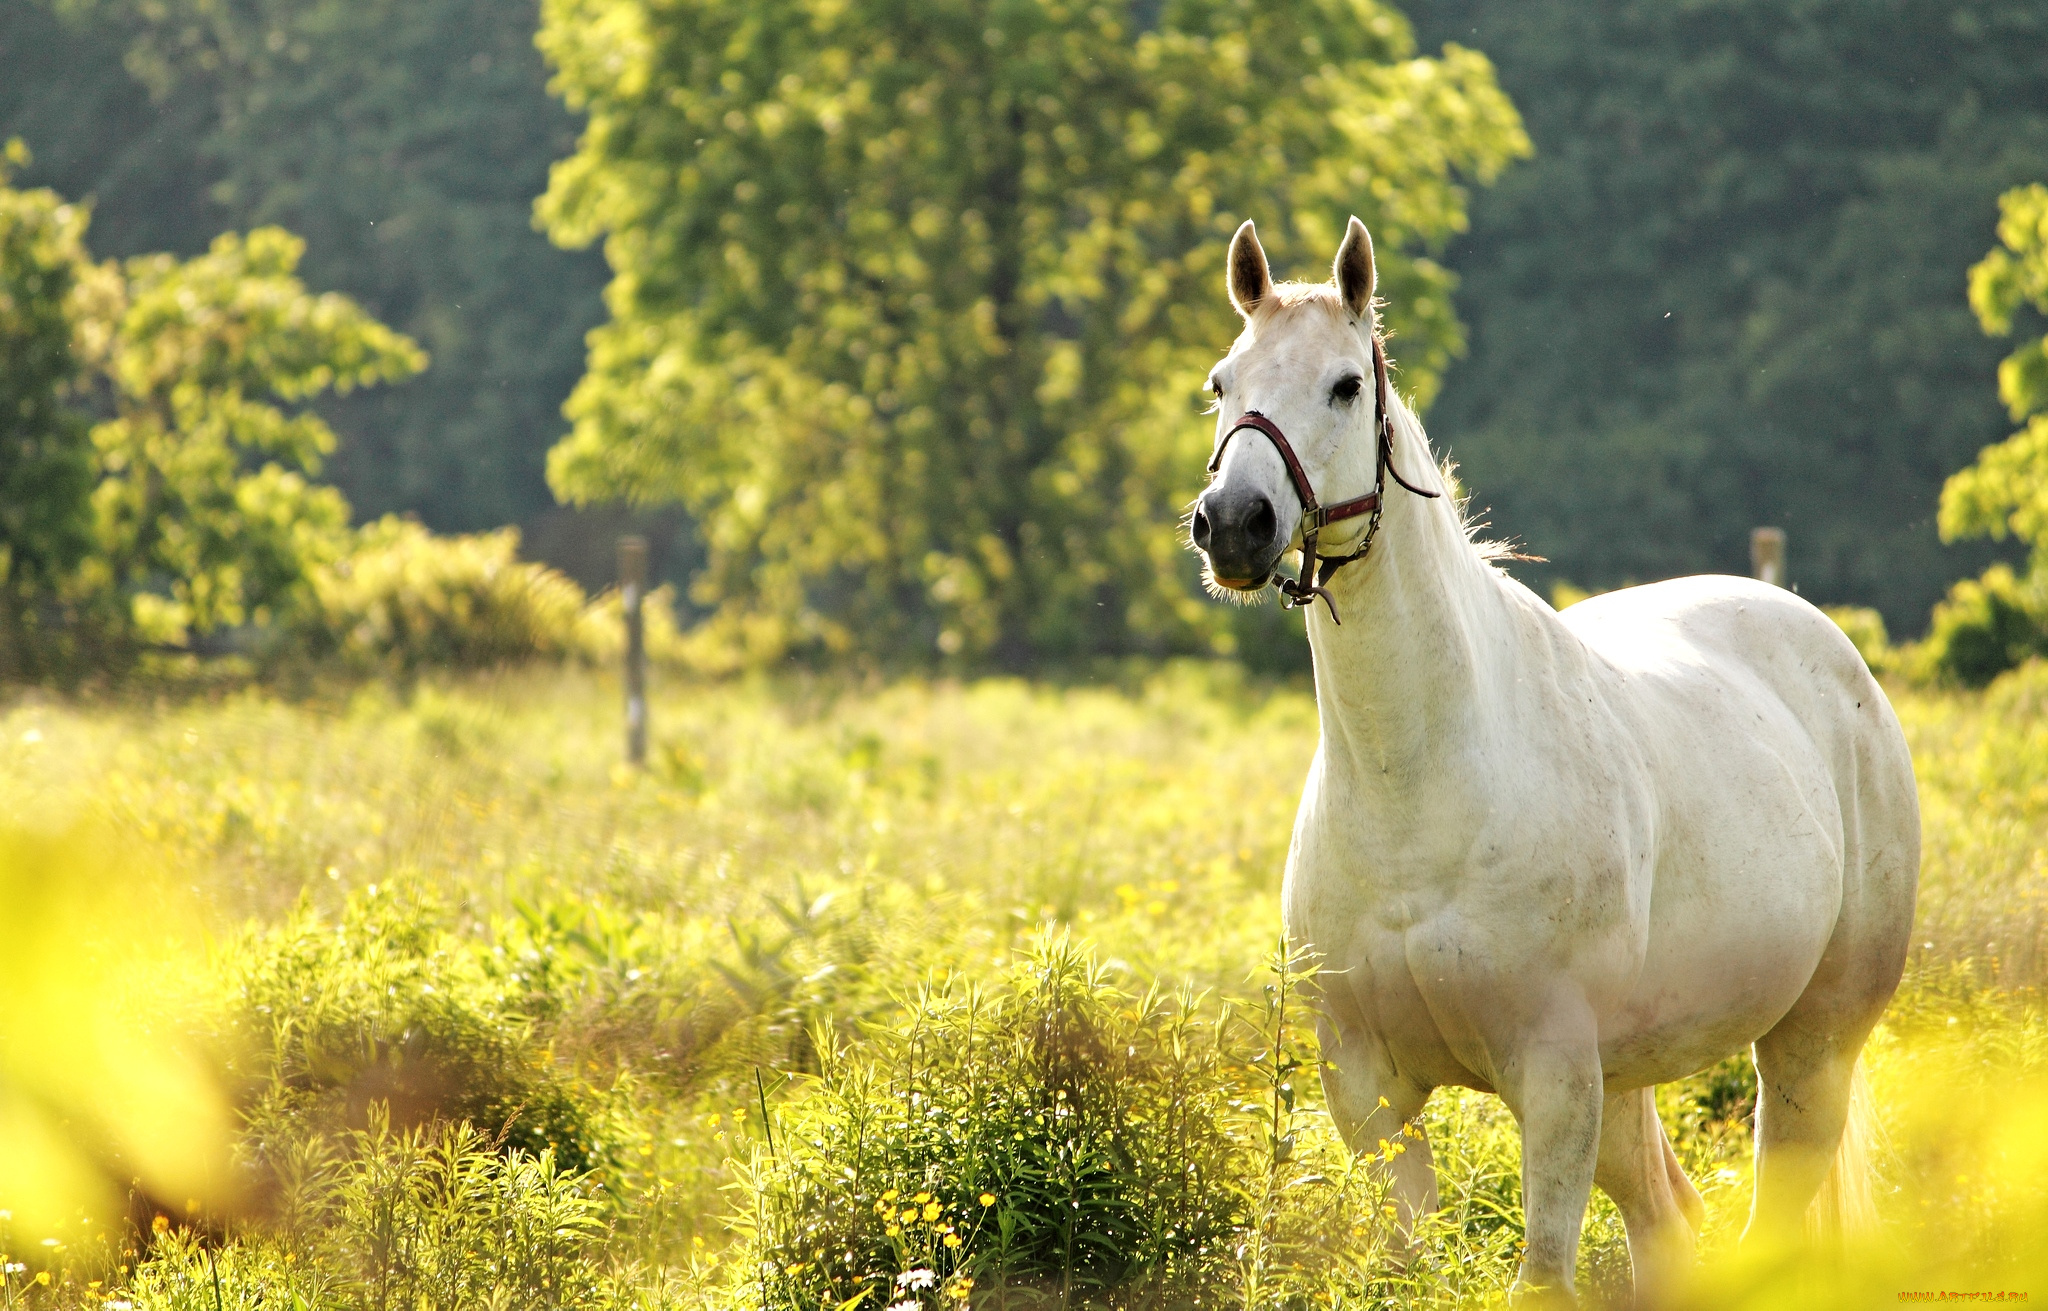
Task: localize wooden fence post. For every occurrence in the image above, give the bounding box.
[1750,527,1786,588]
[620,535,648,766]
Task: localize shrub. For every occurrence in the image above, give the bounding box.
[308,517,591,672]
[1918,562,2048,687]
[215,886,604,1177]
[1822,605,1892,674]
[131,1117,611,1311]
[713,936,1398,1310]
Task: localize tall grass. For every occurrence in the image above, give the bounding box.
[0,661,2043,1306]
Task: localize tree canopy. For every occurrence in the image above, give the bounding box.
[0,153,424,667]
[0,141,96,672]
[540,0,1527,667]
[2,0,604,534]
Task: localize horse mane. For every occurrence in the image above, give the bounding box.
[1385,387,1535,567]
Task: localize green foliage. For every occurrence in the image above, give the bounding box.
[1821,604,1891,675]
[1407,0,2048,631]
[307,518,596,674]
[75,226,424,653]
[131,1120,610,1311]
[0,140,95,673]
[1919,563,2048,688]
[540,0,1527,668]
[218,887,603,1174]
[728,937,1393,1308]
[1927,182,2048,686]
[10,0,607,534]
[1969,183,2048,422]
[1946,184,2048,553]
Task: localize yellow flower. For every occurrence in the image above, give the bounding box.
[913,1191,933,1204]
[151,1215,170,1235]
[901,1208,917,1223]
[881,1188,900,1202]
[978,1192,996,1207]
[34,1273,50,1287]
[885,1224,901,1237]
[922,1202,941,1221]
[943,1234,963,1249]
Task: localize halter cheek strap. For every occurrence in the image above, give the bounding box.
[1205,334,1441,624]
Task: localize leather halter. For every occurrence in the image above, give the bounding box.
[1206,333,1441,624]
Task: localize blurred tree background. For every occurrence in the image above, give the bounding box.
[1404,0,2048,632]
[7,0,2048,663]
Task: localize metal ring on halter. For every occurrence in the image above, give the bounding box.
[1205,335,1440,624]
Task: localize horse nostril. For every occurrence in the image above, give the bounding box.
[1245,497,1277,548]
[1191,504,1213,551]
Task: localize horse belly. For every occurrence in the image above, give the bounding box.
[1598,712,1846,1087]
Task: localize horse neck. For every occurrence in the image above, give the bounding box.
[1305,399,1511,781]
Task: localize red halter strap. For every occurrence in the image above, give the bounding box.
[1205,335,1439,623]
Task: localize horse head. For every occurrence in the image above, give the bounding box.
[1191,217,1386,600]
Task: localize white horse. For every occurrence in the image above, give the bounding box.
[1189,217,1917,1304]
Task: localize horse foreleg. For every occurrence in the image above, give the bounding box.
[1500,1032,1603,1307]
[1317,1016,1437,1242]
[1595,1086,1700,1302]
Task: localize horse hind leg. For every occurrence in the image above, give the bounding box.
[1594,1086,1700,1303]
[1745,1023,1877,1241]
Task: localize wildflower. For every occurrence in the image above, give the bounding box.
[943,1234,963,1249]
[888,1302,918,1311]
[922,1202,940,1221]
[881,1188,900,1202]
[978,1192,996,1207]
[897,1269,936,1290]
[3,1263,23,1274]
[35,1273,50,1287]
[946,1277,975,1301]
[885,1225,901,1237]
[913,1192,932,1204]
[900,1208,917,1223]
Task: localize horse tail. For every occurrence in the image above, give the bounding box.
[1809,1058,1879,1236]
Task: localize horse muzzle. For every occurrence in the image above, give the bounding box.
[1192,486,1285,589]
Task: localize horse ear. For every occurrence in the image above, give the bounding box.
[1227,219,1272,319]
[1334,215,1375,322]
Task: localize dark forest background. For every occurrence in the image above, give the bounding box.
[6,0,2045,633]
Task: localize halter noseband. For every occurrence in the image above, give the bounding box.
[1206,334,1441,624]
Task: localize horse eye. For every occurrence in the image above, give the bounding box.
[1208,378,1224,398]
[1330,374,1363,404]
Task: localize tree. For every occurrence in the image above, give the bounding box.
[1943,183,2048,551]
[6,0,606,534]
[72,227,425,653]
[539,0,1526,668]
[0,140,96,674]
[1404,0,2048,631]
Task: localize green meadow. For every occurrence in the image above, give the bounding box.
[1,663,2045,1308]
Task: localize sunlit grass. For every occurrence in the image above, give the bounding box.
[0,661,2043,1306]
